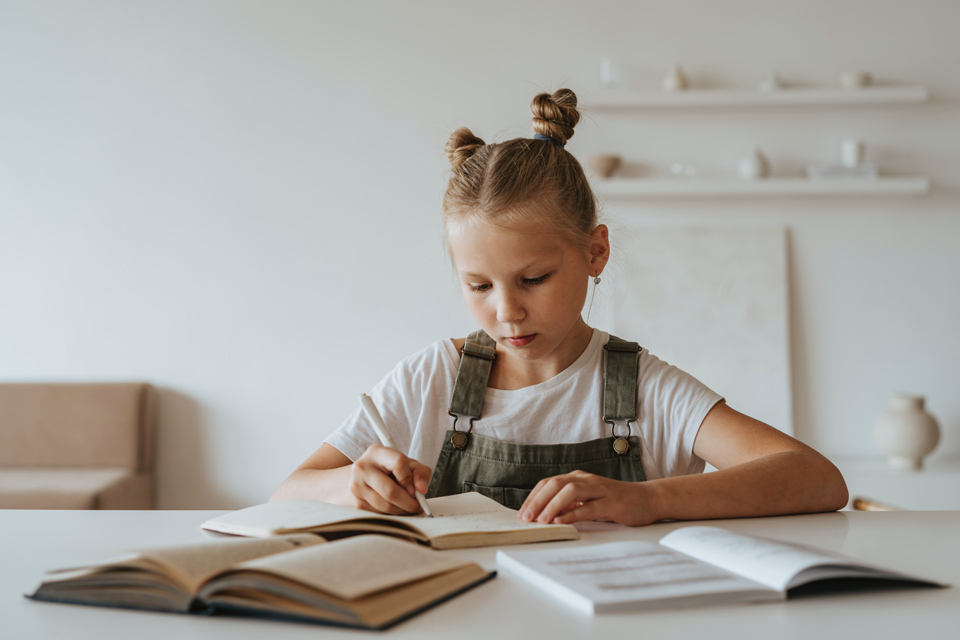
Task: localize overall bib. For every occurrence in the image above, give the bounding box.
[425,329,647,510]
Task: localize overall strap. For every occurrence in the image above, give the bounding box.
[448,329,497,420]
[603,335,642,424]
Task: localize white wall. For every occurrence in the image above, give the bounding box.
[1,1,957,508]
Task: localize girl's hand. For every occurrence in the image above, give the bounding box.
[349,445,432,515]
[518,470,659,527]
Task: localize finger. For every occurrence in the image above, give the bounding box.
[362,445,418,499]
[371,447,422,496]
[358,478,416,515]
[559,500,585,515]
[354,497,403,515]
[350,461,405,515]
[538,483,603,524]
[552,498,606,525]
[410,462,433,495]
[518,478,551,518]
[520,475,573,522]
[365,467,420,513]
[354,490,404,515]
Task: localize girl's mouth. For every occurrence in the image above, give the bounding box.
[506,334,537,347]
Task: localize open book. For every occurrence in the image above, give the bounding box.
[496,525,946,614]
[29,533,493,629]
[201,492,579,549]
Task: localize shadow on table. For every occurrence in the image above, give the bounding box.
[788,577,944,599]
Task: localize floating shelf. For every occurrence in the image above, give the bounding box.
[584,86,928,109]
[594,177,930,198]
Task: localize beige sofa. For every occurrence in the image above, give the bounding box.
[0,383,156,509]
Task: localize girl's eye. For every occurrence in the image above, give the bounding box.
[469,283,491,293]
[522,274,550,286]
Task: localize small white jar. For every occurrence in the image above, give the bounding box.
[662,65,688,92]
[873,394,940,471]
[737,148,769,180]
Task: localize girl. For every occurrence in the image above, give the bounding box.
[273,89,848,526]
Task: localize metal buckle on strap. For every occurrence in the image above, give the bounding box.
[461,343,496,360]
[604,419,634,456]
[448,412,476,450]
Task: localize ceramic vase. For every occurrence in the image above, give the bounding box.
[839,71,873,89]
[840,139,865,167]
[599,58,619,89]
[873,394,940,471]
[737,148,769,180]
[662,65,688,92]
[757,73,786,92]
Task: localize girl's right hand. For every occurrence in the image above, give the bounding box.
[348,445,432,515]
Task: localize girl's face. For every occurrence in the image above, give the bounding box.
[448,219,609,367]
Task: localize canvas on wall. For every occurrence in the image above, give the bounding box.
[607,226,793,436]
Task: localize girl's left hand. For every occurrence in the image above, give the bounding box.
[518,470,659,527]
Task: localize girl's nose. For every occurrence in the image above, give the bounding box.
[496,292,525,325]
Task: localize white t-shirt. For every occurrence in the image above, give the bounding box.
[325,329,723,481]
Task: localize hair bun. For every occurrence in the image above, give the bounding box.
[530,88,580,146]
[445,127,486,171]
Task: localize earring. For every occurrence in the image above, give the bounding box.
[594,275,601,285]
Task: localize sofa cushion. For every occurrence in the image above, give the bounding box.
[0,467,134,509]
[0,383,155,470]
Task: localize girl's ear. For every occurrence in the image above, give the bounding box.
[588,224,611,274]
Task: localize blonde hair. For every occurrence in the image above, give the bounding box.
[442,88,598,253]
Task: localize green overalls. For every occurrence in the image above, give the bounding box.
[425,329,647,510]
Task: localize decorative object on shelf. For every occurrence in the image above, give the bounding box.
[808,139,875,179]
[839,71,873,89]
[670,162,699,179]
[737,148,769,180]
[840,139,866,167]
[587,154,622,178]
[599,57,619,89]
[873,394,941,471]
[806,163,877,179]
[662,65,689,92]
[757,73,786,92]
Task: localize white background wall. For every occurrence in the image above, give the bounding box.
[1,1,957,509]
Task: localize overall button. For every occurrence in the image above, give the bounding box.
[452,431,469,450]
[613,437,630,455]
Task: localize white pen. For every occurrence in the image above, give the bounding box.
[358,393,433,517]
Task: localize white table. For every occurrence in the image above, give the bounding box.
[3,509,957,639]
[834,455,960,510]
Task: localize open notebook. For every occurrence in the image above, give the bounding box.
[496,525,946,614]
[201,492,579,549]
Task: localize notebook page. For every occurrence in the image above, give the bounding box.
[397,492,572,538]
[497,540,775,613]
[659,526,852,591]
[233,535,472,600]
[203,493,572,541]
[202,500,384,536]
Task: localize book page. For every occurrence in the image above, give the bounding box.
[393,492,575,538]
[497,540,776,612]
[659,526,858,591]
[202,501,394,537]
[133,534,324,592]
[202,493,573,541]
[230,535,473,600]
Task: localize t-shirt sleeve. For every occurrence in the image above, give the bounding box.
[637,350,724,479]
[323,349,427,462]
